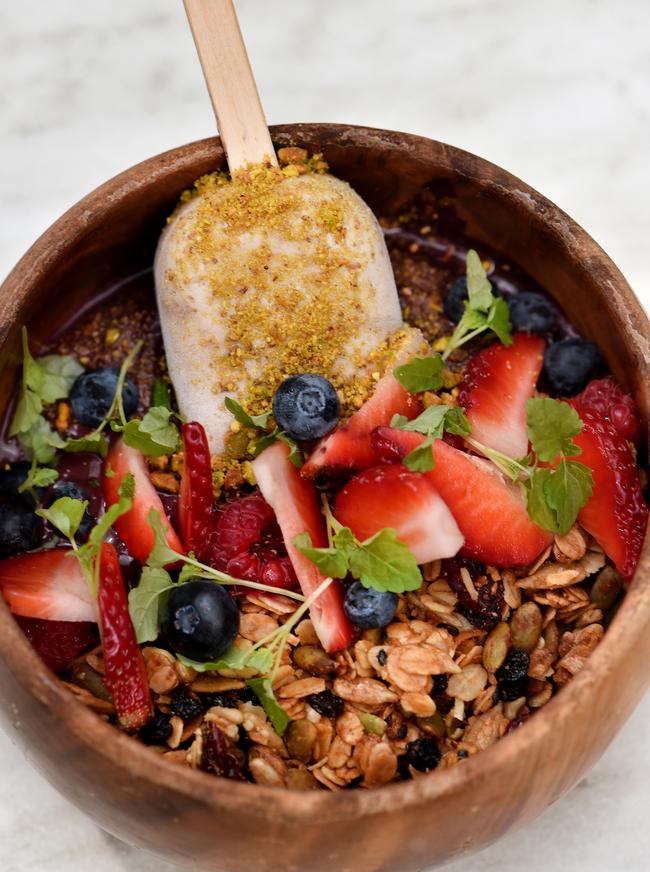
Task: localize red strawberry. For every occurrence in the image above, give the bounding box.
[213,492,298,591]
[97,542,153,731]
[334,464,464,563]
[0,549,97,622]
[252,442,353,652]
[103,438,183,564]
[571,411,647,580]
[373,427,552,567]
[179,422,217,562]
[572,378,642,443]
[302,371,422,478]
[458,333,544,458]
[14,616,98,673]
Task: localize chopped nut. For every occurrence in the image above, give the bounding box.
[149,471,180,493]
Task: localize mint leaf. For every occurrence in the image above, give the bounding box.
[128,566,176,644]
[224,397,272,430]
[36,496,87,539]
[64,431,109,457]
[403,433,436,472]
[145,508,180,567]
[121,406,180,456]
[465,249,493,310]
[524,468,559,532]
[443,407,472,436]
[10,386,42,436]
[349,528,422,593]
[152,377,173,410]
[486,297,513,346]
[37,355,84,402]
[398,405,451,438]
[246,677,291,735]
[293,531,349,578]
[393,355,444,393]
[179,645,274,676]
[18,416,66,464]
[527,397,583,462]
[544,459,594,535]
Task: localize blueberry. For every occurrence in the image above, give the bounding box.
[405,738,441,772]
[444,276,499,324]
[496,649,529,683]
[343,581,398,629]
[69,367,139,428]
[161,579,239,662]
[0,502,42,558]
[272,374,340,441]
[508,292,556,335]
[305,689,344,718]
[46,481,94,539]
[0,461,41,507]
[543,338,603,396]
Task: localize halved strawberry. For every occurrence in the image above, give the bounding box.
[301,371,422,478]
[571,411,647,580]
[0,549,97,622]
[14,616,98,673]
[373,427,552,567]
[252,442,353,652]
[103,438,183,564]
[179,422,217,562]
[98,542,153,731]
[458,333,544,458]
[334,464,464,563]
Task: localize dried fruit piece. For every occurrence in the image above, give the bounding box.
[201,722,244,779]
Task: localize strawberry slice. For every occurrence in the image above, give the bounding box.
[373,427,552,567]
[458,333,544,458]
[0,549,97,622]
[302,370,422,478]
[252,442,353,652]
[14,616,98,673]
[103,438,183,564]
[571,411,647,580]
[98,542,153,730]
[179,422,217,562]
[334,464,464,563]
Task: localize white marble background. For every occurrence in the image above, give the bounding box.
[1,1,649,870]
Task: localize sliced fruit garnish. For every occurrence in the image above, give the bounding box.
[98,542,153,730]
[373,427,552,567]
[103,437,183,564]
[252,441,353,652]
[0,548,97,622]
[13,615,98,673]
[570,411,647,579]
[334,464,463,564]
[179,421,217,562]
[458,333,544,458]
[301,370,422,478]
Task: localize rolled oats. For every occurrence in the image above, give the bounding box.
[447,664,488,702]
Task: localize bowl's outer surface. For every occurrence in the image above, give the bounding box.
[0,124,649,872]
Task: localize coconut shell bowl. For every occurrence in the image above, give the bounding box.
[0,124,648,872]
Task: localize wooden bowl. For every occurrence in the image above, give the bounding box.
[0,124,648,872]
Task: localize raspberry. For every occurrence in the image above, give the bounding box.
[573,378,641,443]
[214,493,298,591]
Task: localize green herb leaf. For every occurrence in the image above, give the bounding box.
[179,645,274,676]
[524,468,559,532]
[402,434,435,472]
[349,528,422,593]
[253,428,302,467]
[121,406,180,456]
[17,462,58,495]
[246,677,291,735]
[128,566,177,644]
[392,405,471,472]
[145,508,180,567]
[18,416,66,464]
[64,431,109,457]
[152,377,173,411]
[544,459,594,535]
[10,386,42,436]
[465,249,493,310]
[393,355,444,393]
[36,354,84,402]
[293,531,349,578]
[224,397,272,430]
[526,397,584,462]
[486,297,513,346]
[443,407,473,436]
[36,496,87,539]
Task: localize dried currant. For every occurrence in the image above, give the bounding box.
[139,712,173,746]
[305,690,344,718]
[169,685,204,721]
[496,649,530,683]
[444,557,504,631]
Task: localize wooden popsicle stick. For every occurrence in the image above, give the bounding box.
[183,0,277,170]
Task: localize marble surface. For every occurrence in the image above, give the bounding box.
[1,0,649,869]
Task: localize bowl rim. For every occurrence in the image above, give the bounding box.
[1,122,649,825]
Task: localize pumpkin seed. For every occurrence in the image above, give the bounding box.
[590,566,622,611]
[292,645,336,676]
[482,622,511,672]
[285,719,318,762]
[510,602,542,653]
